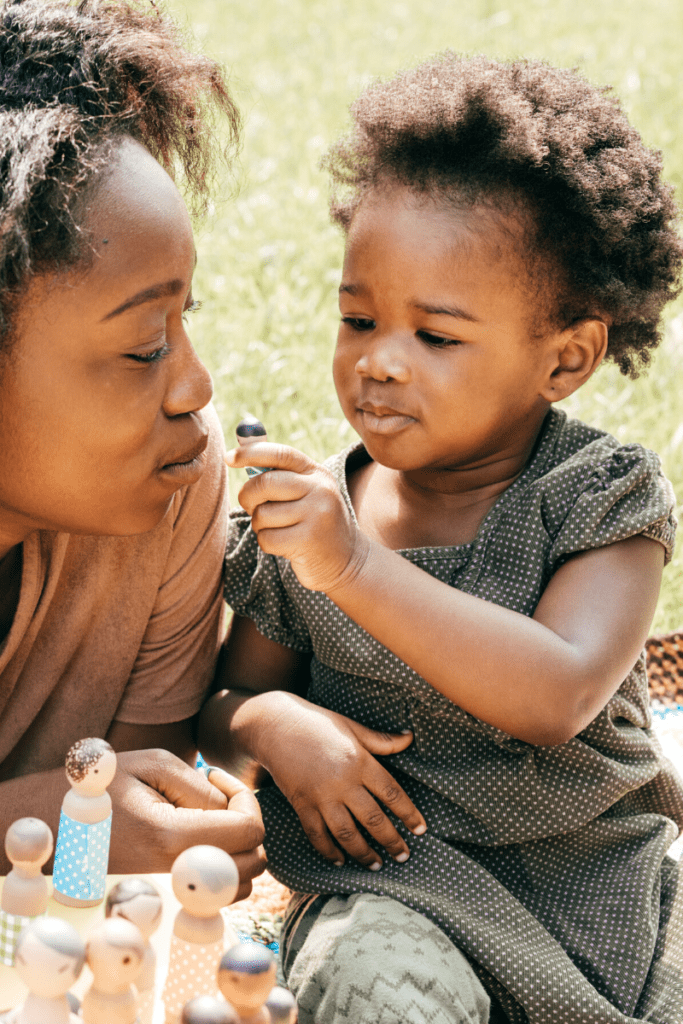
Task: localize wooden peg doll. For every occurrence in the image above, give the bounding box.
[265,987,297,1023]
[0,817,53,966]
[161,845,240,1024]
[181,996,239,1024]
[53,737,117,908]
[11,916,85,1024]
[106,878,163,1024]
[217,945,277,1024]
[81,917,144,1024]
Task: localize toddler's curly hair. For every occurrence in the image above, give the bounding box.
[0,0,240,347]
[324,54,683,378]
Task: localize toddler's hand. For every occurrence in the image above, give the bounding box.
[225,442,367,594]
[252,694,427,870]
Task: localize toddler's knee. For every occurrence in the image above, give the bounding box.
[285,893,490,1024]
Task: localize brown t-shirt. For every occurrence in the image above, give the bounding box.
[0,405,227,781]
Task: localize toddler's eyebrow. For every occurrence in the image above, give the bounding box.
[101,279,185,321]
[413,301,480,322]
[339,284,479,323]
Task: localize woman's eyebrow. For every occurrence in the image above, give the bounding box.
[101,279,185,321]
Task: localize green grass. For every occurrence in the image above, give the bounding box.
[171,0,682,632]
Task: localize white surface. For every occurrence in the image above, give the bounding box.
[652,711,683,860]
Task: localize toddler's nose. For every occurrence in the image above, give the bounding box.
[355,333,411,383]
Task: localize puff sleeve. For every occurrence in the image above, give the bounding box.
[224,509,313,652]
[547,439,677,569]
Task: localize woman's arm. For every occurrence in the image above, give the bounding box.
[228,443,664,746]
[0,745,264,896]
[197,615,427,869]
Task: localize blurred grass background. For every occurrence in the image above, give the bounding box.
[172,0,682,632]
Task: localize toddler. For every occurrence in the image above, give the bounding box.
[201,55,683,1024]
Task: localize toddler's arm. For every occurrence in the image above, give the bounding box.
[226,441,664,747]
[198,615,427,870]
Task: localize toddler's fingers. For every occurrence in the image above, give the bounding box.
[365,762,427,838]
[295,804,346,867]
[237,475,310,517]
[348,788,411,863]
[226,441,317,475]
[318,800,384,871]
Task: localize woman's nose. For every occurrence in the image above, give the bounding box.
[355,333,411,383]
[163,334,213,417]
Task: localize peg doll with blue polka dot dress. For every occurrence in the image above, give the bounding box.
[52,738,116,909]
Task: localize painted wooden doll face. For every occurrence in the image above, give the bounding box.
[217,959,277,1016]
[109,891,163,940]
[87,919,144,988]
[5,817,53,870]
[67,746,117,796]
[15,929,83,998]
[172,860,238,917]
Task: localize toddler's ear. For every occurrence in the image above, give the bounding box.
[541,317,609,402]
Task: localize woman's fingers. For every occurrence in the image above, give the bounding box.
[110,750,266,877]
[205,766,264,823]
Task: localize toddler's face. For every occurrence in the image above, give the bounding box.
[333,188,560,481]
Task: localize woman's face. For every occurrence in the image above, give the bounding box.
[0,138,213,555]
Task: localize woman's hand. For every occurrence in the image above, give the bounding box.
[251,693,427,870]
[225,442,368,594]
[108,749,266,900]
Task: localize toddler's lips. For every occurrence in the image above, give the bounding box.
[357,406,415,435]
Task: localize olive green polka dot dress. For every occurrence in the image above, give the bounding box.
[224,409,683,1024]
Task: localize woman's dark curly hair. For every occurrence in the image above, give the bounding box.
[324,53,683,378]
[0,0,240,348]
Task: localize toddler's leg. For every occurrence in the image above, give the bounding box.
[281,892,490,1024]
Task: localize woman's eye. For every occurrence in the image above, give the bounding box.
[341,317,375,332]
[417,330,459,348]
[127,342,171,364]
[183,299,203,322]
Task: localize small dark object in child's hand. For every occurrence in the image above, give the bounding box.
[236,416,272,477]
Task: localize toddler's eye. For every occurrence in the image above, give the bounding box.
[183,299,203,322]
[127,343,171,364]
[417,330,459,348]
[341,316,375,332]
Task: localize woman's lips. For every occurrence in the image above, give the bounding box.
[157,434,209,482]
[161,434,209,470]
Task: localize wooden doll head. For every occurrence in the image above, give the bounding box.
[217,944,277,1019]
[171,845,239,918]
[266,986,297,1023]
[106,878,163,941]
[14,917,85,998]
[5,817,53,871]
[181,996,239,1024]
[86,917,144,991]
[65,737,117,796]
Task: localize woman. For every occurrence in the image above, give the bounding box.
[0,0,263,890]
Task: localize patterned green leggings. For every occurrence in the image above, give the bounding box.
[280,892,491,1024]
